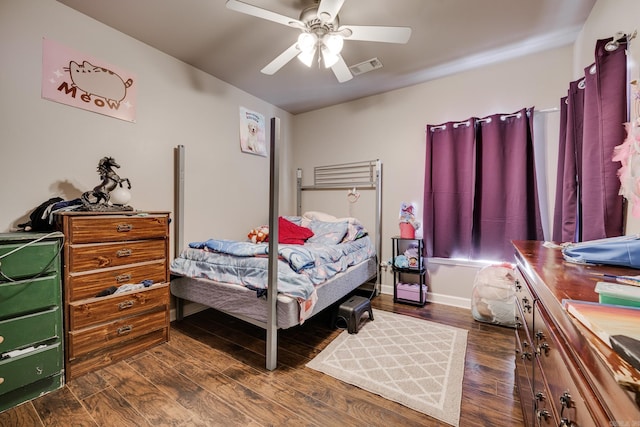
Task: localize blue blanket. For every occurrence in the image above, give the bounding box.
[170,237,375,302]
[188,239,316,272]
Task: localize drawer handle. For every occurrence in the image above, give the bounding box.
[115,273,132,283]
[118,300,135,310]
[536,409,550,422]
[520,351,532,361]
[0,336,3,344]
[0,378,3,385]
[537,342,550,356]
[117,325,133,335]
[117,224,133,232]
[559,391,575,427]
[116,249,132,258]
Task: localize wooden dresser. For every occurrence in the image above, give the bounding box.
[513,240,640,426]
[55,211,170,380]
[0,232,64,412]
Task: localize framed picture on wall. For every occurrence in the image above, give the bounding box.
[238,106,266,157]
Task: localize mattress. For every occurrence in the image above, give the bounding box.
[170,256,377,329]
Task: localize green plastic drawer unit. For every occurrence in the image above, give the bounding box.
[0,342,62,397]
[0,373,63,413]
[0,233,62,281]
[0,307,61,354]
[0,232,64,413]
[0,275,60,320]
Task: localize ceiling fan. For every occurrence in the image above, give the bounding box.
[226,0,412,83]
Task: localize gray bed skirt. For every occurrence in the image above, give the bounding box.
[170,257,377,329]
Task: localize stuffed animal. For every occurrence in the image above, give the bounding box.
[404,246,420,268]
[392,255,409,269]
[399,202,421,231]
[248,225,269,243]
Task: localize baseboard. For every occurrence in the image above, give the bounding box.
[380,283,471,310]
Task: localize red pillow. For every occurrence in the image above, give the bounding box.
[275,216,314,244]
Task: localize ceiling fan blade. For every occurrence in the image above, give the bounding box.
[330,55,353,83]
[339,25,412,44]
[226,0,304,29]
[317,0,345,23]
[261,42,301,75]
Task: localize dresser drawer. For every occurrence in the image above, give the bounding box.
[0,308,61,354]
[69,309,167,359]
[67,261,167,301]
[0,240,60,281]
[0,342,62,396]
[532,360,557,425]
[69,240,166,273]
[67,328,168,380]
[70,284,169,330]
[0,275,60,320]
[514,329,535,427]
[534,308,599,427]
[65,215,168,243]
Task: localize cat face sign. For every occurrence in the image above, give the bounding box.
[67,60,133,106]
[42,38,137,122]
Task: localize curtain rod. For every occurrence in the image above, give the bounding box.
[427,107,560,132]
[535,107,559,113]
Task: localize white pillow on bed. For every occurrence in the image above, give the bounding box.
[302,211,368,242]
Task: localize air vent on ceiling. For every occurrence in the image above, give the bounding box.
[349,58,383,76]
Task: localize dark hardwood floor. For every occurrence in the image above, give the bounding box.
[0,294,523,426]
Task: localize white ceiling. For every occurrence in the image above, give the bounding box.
[57,0,596,114]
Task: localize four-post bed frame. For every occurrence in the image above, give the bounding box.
[172,117,382,370]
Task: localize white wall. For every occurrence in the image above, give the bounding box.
[0,0,294,250]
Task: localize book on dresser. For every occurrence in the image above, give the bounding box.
[54,211,171,381]
[563,299,640,372]
[562,299,640,345]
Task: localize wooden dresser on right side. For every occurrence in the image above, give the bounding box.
[55,211,170,380]
[513,240,639,427]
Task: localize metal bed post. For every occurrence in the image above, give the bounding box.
[174,144,186,320]
[374,159,382,295]
[266,117,280,371]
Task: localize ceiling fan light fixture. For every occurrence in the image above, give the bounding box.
[298,47,316,67]
[297,32,317,52]
[323,34,343,54]
[321,46,339,68]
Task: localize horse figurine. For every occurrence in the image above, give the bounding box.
[81,156,132,210]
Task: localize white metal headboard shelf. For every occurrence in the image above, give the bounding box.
[296,159,382,295]
[298,159,380,190]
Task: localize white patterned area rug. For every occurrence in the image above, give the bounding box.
[306,310,468,426]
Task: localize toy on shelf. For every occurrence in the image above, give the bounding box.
[399,202,420,238]
[404,242,420,268]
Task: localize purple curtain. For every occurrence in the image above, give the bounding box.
[552,37,627,242]
[424,109,543,261]
[473,108,544,260]
[423,121,475,258]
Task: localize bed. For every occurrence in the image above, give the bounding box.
[170,118,382,370]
